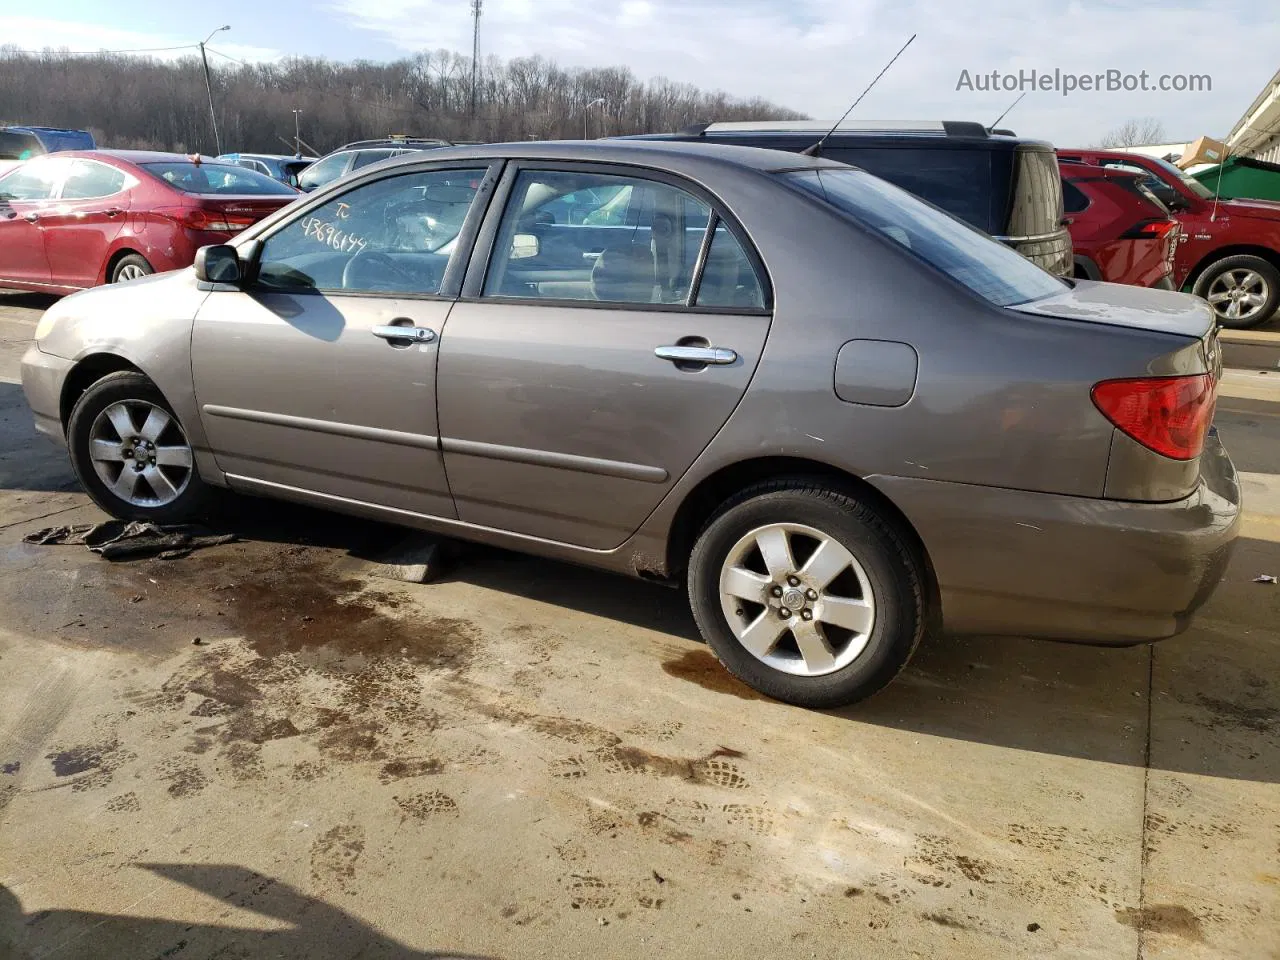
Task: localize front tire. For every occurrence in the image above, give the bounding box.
[67,371,213,523]
[687,481,926,708]
[1193,255,1280,329]
[110,253,154,284]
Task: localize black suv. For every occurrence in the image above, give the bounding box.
[297,137,453,192]
[626,121,1071,276]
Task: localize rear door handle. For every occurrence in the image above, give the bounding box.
[23,212,39,223]
[655,345,737,365]
[372,324,436,344]
[104,208,123,218]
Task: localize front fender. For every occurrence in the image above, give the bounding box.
[36,270,211,455]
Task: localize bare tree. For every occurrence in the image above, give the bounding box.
[1097,117,1167,148]
[0,46,804,155]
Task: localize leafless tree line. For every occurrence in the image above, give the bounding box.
[0,47,803,155]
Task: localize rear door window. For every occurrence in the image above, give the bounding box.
[482,168,764,307]
[59,160,127,200]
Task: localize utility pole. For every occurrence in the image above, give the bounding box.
[198,25,230,155]
[470,0,483,116]
[292,109,302,156]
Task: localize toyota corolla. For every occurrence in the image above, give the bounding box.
[20,140,1240,707]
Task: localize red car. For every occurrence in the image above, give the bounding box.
[1060,160,1179,289]
[0,150,298,294]
[1060,148,1280,327]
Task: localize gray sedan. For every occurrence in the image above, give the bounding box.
[20,140,1240,707]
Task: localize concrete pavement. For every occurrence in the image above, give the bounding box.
[0,292,1277,959]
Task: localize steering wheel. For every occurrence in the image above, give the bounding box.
[341,250,419,290]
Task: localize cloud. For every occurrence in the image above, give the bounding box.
[328,0,1279,145]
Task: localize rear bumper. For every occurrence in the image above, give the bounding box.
[870,429,1241,644]
[20,344,72,445]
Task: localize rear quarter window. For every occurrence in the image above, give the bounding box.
[1004,149,1065,240]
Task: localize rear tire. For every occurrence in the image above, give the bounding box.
[110,254,153,284]
[687,480,926,708]
[1193,255,1280,329]
[67,371,213,523]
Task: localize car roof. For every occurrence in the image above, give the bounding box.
[626,120,1052,151]
[48,150,237,165]
[367,138,846,175]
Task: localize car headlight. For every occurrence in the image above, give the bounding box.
[34,310,59,341]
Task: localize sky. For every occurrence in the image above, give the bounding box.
[3,0,1277,146]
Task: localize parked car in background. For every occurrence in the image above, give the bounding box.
[0,125,96,176]
[217,152,313,188]
[1060,161,1178,289]
[297,136,453,192]
[21,140,1238,708]
[625,121,1072,276]
[0,151,297,294]
[1060,148,1280,327]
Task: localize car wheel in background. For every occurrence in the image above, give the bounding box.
[111,254,154,283]
[67,371,213,523]
[1193,255,1280,329]
[687,480,926,708]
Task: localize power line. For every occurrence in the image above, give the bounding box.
[205,46,252,66]
[2,43,198,56]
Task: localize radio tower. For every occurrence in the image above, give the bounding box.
[470,0,483,116]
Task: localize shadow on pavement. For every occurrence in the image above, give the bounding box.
[0,865,492,960]
[0,382,80,494]
[0,291,60,313]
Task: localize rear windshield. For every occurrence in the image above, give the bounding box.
[141,162,297,196]
[1001,149,1065,241]
[823,147,993,231]
[783,168,1066,307]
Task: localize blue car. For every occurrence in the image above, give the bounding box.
[216,153,312,188]
[0,125,96,174]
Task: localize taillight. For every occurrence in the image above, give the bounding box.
[1119,218,1178,240]
[1091,375,1216,461]
[182,207,258,233]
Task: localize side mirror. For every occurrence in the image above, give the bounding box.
[510,233,540,260]
[194,244,241,285]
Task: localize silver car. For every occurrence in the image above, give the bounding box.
[21,140,1241,707]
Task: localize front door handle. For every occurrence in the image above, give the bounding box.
[655,345,737,365]
[23,212,39,223]
[372,324,436,344]
[104,208,123,218]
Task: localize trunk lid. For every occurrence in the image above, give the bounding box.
[1010,279,1214,340]
[192,195,296,220]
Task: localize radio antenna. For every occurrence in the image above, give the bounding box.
[802,33,917,157]
[990,91,1026,131]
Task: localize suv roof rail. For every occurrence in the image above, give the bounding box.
[697,119,995,139]
[339,137,453,149]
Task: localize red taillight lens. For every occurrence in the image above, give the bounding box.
[1091,375,1216,460]
[182,207,258,233]
[1120,218,1178,240]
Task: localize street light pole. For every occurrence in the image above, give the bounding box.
[584,98,605,140]
[292,109,302,156]
[470,0,483,116]
[198,25,230,156]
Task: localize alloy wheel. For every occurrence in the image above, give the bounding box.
[88,400,193,507]
[718,522,876,677]
[1205,268,1270,323]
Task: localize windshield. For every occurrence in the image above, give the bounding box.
[1146,155,1215,200]
[141,161,297,196]
[783,168,1065,307]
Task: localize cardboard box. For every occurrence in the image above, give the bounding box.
[1178,135,1228,169]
